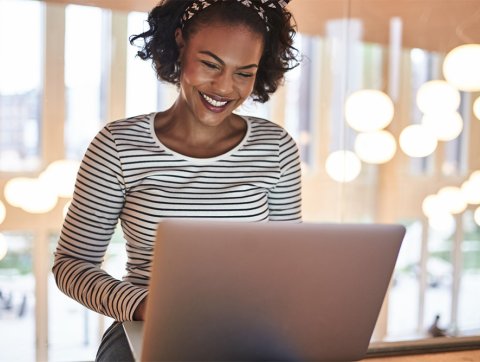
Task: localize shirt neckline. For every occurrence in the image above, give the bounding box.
[148,112,251,164]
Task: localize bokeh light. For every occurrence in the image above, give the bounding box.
[421,112,463,141]
[437,186,467,214]
[399,124,437,157]
[325,150,362,183]
[40,159,80,198]
[0,200,6,224]
[475,207,480,226]
[345,90,395,132]
[0,234,8,261]
[354,130,397,164]
[416,80,461,114]
[443,44,480,92]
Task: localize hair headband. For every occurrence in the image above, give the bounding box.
[180,0,291,32]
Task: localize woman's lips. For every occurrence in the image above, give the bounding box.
[199,91,232,113]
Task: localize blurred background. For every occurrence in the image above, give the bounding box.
[0,0,479,360]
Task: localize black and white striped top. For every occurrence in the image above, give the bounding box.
[52,113,302,321]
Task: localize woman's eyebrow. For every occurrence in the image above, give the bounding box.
[199,50,258,69]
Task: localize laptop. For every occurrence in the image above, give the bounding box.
[124,219,405,361]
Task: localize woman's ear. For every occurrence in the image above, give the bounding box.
[175,28,185,58]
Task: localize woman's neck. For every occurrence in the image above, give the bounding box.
[153,101,247,158]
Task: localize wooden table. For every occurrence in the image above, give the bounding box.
[363,349,480,361]
[363,336,480,361]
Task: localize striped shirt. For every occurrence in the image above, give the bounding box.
[52,112,302,321]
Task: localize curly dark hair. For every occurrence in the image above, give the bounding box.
[129,0,299,103]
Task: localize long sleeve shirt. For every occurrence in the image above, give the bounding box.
[52,112,302,321]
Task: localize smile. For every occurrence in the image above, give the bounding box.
[199,91,230,108]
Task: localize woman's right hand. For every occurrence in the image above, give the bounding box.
[133,297,148,321]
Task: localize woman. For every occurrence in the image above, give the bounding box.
[52,0,301,360]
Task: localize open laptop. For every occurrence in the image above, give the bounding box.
[124,219,405,361]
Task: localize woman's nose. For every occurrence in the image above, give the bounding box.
[212,71,234,94]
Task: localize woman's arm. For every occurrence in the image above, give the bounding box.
[268,130,302,222]
[52,126,147,321]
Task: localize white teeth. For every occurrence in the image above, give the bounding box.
[201,93,228,107]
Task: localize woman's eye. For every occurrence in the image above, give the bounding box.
[237,72,254,78]
[201,61,218,70]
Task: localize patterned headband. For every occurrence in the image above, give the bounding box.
[180,0,291,32]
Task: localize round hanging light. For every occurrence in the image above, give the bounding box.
[354,130,397,164]
[474,96,480,120]
[461,179,480,205]
[0,234,7,261]
[0,200,6,225]
[20,178,58,214]
[416,80,461,114]
[469,170,480,184]
[475,206,480,226]
[345,89,395,132]
[422,194,443,218]
[4,177,32,208]
[4,177,57,214]
[421,111,463,141]
[437,186,467,214]
[40,159,80,198]
[325,150,362,183]
[399,124,438,157]
[428,212,456,239]
[443,44,480,92]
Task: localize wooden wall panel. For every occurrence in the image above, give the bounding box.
[290,0,480,53]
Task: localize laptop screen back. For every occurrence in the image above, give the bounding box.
[141,220,405,362]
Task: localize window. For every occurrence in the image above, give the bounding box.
[64,4,109,160]
[458,210,480,333]
[0,0,42,172]
[284,34,317,168]
[409,49,436,175]
[126,11,178,118]
[48,233,101,361]
[0,232,35,361]
[442,92,470,176]
[388,220,422,338]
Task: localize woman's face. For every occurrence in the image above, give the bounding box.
[176,23,264,128]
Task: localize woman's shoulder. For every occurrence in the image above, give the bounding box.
[105,113,154,133]
[242,115,286,133]
[90,113,158,152]
[242,115,292,143]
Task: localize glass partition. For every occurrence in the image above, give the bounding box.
[288,0,480,348]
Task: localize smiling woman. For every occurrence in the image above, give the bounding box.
[51,1,302,361]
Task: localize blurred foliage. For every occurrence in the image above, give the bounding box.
[0,251,33,275]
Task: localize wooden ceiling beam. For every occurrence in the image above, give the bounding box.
[41,0,157,13]
[41,0,480,52]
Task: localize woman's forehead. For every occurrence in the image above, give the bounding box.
[192,20,263,37]
[186,23,264,60]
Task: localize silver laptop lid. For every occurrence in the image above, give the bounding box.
[141,220,405,362]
